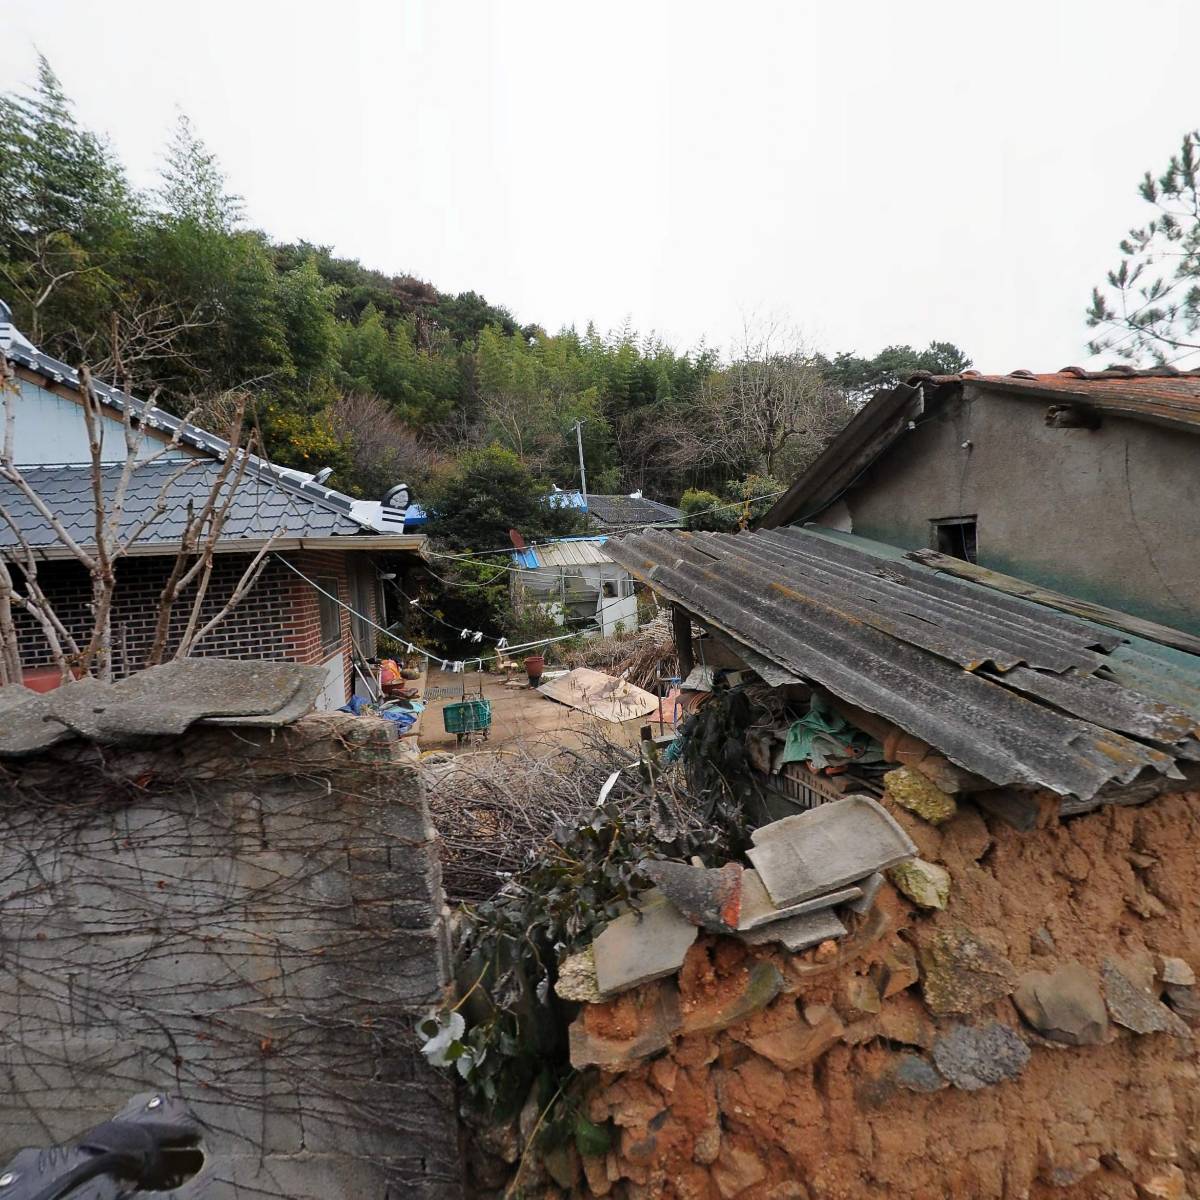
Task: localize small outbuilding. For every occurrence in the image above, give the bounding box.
[509,536,639,637]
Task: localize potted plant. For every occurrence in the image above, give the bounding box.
[524,654,545,687]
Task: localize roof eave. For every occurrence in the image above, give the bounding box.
[5,533,429,562]
[760,381,929,528]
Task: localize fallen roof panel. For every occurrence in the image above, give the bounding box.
[605,526,1200,800]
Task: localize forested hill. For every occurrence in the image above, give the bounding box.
[0,55,970,509]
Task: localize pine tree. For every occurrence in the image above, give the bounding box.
[0,55,134,347]
[1088,130,1200,365]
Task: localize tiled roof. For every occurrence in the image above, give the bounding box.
[586,494,682,530]
[605,525,1200,804]
[918,366,1200,430]
[2,309,426,554]
[0,459,374,554]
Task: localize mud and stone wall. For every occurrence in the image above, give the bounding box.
[556,790,1200,1200]
[0,713,461,1198]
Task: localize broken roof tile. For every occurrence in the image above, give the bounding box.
[746,796,916,908]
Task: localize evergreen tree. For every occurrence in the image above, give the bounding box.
[818,341,972,403]
[0,55,135,348]
[1088,130,1200,364]
[424,446,587,549]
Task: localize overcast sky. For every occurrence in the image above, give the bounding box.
[3,0,1196,370]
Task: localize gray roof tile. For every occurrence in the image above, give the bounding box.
[0,459,369,551]
[586,494,682,531]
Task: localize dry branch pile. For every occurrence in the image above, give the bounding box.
[422,726,725,904]
[560,614,677,691]
[423,733,633,903]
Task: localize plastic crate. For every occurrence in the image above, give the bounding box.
[442,698,492,734]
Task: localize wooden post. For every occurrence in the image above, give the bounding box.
[672,604,694,680]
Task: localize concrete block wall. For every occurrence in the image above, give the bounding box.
[0,713,461,1198]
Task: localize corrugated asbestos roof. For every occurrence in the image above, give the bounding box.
[604,525,1200,801]
[0,459,372,552]
[762,367,1200,528]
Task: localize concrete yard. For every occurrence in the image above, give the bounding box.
[416,667,663,754]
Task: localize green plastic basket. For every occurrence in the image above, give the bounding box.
[442,698,492,734]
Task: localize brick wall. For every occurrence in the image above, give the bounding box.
[12,550,384,701]
[282,550,373,702]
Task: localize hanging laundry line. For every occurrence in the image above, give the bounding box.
[272,555,597,672]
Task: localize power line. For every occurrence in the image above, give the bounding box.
[424,486,790,571]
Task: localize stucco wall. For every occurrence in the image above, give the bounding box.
[0,714,461,1198]
[823,385,1200,633]
[10,372,201,465]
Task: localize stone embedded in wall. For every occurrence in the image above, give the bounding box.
[745,1008,845,1071]
[711,1140,767,1199]
[1013,962,1109,1046]
[1101,960,1191,1038]
[889,859,951,910]
[556,945,603,1003]
[1157,956,1195,987]
[681,961,785,1039]
[885,767,958,824]
[931,1022,1031,1091]
[569,982,683,1070]
[917,926,1018,1016]
[1164,983,1200,1023]
[891,1053,947,1094]
[872,940,920,999]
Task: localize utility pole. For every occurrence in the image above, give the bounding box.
[573,419,589,509]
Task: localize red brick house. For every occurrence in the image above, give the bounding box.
[1,304,427,706]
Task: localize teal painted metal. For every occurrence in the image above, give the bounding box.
[442,698,492,735]
[805,525,1200,721]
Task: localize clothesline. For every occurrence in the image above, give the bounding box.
[272,554,597,671]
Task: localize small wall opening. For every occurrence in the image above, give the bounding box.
[931,515,978,563]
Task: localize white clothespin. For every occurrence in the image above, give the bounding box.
[460,628,471,639]
[471,630,483,643]
[496,636,508,650]
[440,659,449,670]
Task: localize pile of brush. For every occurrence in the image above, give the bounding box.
[560,613,677,691]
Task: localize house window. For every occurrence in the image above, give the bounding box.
[931,516,978,564]
[316,577,343,649]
